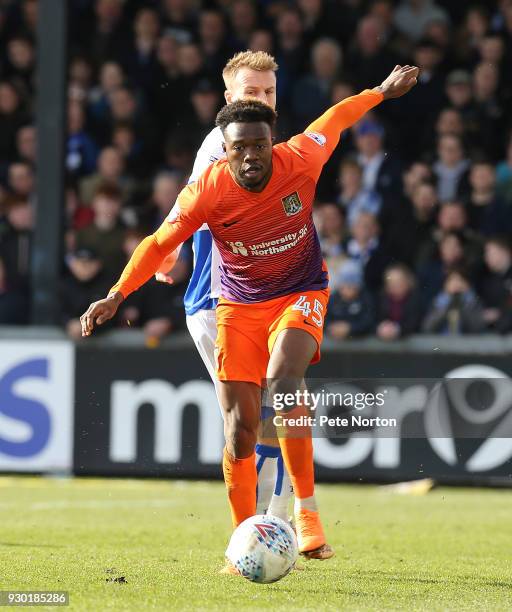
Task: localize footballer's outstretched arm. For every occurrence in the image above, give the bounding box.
[305,65,419,155]
[80,187,207,336]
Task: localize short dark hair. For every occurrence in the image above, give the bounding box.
[215,99,277,134]
[441,230,466,246]
[93,183,122,201]
[441,200,464,209]
[445,265,471,284]
[486,236,512,253]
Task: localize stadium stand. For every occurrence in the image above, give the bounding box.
[0,0,511,340]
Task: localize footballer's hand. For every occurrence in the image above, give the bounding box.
[80,291,123,337]
[375,65,419,100]
[155,250,179,284]
[155,271,174,285]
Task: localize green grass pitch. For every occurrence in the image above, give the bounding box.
[0,477,510,611]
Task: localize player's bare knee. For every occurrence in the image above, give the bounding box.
[226,422,257,458]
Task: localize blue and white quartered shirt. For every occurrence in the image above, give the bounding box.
[182,126,225,316]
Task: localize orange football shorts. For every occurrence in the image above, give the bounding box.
[215,288,329,386]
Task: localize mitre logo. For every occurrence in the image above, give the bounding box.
[282,191,303,216]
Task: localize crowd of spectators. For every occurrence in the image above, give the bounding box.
[1,0,512,343]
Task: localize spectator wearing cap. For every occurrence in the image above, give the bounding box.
[337,158,382,228]
[465,161,510,236]
[394,0,449,43]
[75,184,126,278]
[343,210,391,293]
[444,69,480,145]
[326,259,375,340]
[377,263,421,340]
[478,237,512,332]
[60,246,112,340]
[422,267,485,334]
[354,119,402,208]
[445,69,473,109]
[432,133,470,202]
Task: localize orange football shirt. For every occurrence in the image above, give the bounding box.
[110,89,384,301]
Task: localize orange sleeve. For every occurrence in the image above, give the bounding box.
[287,89,384,179]
[110,183,207,298]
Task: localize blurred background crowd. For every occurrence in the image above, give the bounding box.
[1,0,512,343]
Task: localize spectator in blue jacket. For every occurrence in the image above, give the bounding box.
[326,259,375,340]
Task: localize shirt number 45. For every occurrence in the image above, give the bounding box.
[292,295,324,327]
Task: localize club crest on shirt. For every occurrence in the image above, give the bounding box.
[282,191,303,216]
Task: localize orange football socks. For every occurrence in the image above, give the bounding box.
[277,407,315,502]
[222,448,257,527]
